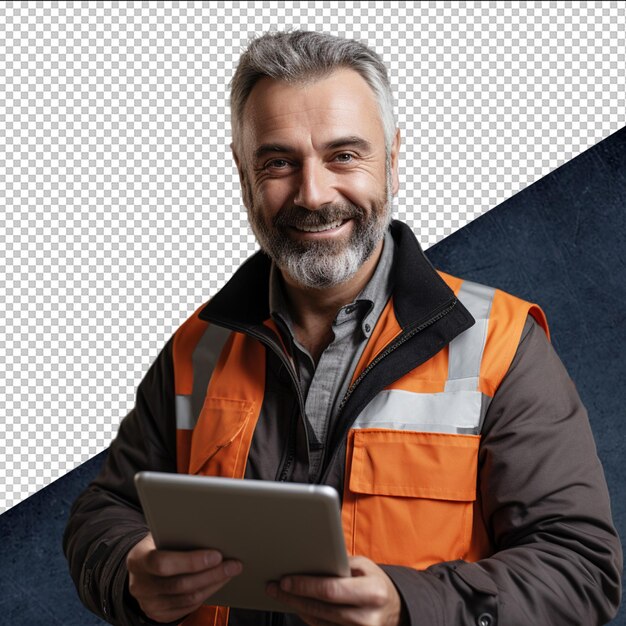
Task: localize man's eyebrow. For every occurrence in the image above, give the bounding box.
[253,136,372,161]
[253,144,295,161]
[323,136,372,152]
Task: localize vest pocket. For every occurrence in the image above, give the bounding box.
[343,429,479,569]
[188,397,255,477]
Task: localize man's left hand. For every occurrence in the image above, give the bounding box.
[266,556,406,626]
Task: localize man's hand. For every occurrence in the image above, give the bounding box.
[126,532,242,624]
[266,556,406,626]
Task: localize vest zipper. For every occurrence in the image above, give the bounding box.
[317,298,459,484]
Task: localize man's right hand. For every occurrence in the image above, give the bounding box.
[126,532,243,623]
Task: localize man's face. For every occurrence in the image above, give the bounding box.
[233,68,400,289]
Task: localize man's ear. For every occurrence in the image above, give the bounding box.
[390,128,401,196]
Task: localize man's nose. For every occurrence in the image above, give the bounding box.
[292,160,336,210]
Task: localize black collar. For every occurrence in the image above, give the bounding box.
[199,246,272,327]
[199,220,473,333]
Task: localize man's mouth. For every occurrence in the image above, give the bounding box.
[292,219,347,233]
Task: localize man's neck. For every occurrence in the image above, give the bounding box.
[280,240,384,363]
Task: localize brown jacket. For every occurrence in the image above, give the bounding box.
[64,221,622,626]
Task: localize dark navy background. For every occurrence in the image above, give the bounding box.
[1,127,624,624]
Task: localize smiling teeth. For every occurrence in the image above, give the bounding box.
[296,220,344,233]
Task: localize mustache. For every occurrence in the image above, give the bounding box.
[273,203,364,228]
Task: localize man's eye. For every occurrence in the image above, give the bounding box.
[335,153,354,163]
[266,159,289,169]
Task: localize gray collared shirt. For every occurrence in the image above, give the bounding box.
[269,229,395,480]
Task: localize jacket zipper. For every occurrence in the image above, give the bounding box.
[341,298,457,413]
[203,320,308,483]
[317,298,458,484]
[277,417,296,483]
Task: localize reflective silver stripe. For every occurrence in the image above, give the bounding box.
[445,280,495,393]
[176,395,195,430]
[352,280,497,436]
[352,388,484,435]
[175,324,232,431]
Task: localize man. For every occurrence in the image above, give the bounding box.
[64,30,622,626]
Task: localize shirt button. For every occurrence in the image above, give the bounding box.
[477,613,494,626]
[344,305,355,314]
[364,323,371,333]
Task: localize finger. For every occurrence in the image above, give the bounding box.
[132,560,243,599]
[126,533,226,580]
[267,582,357,623]
[279,575,347,603]
[143,559,243,598]
[278,572,386,607]
[142,547,224,577]
[138,560,243,622]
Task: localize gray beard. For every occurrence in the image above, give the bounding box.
[248,167,393,289]
[250,202,391,289]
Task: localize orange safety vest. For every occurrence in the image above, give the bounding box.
[171,272,548,626]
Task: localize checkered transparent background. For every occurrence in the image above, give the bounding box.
[1,2,625,513]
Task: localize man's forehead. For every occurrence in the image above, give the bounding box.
[241,69,383,150]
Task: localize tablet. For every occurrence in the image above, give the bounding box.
[134,471,350,612]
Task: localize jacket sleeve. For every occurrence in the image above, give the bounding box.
[63,338,179,626]
[382,317,623,626]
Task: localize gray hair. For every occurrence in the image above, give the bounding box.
[230,30,396,154]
